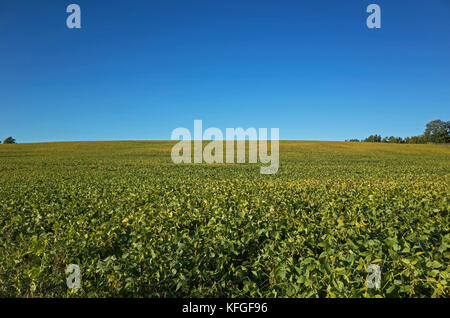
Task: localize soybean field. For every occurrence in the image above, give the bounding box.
[0,141,448,297]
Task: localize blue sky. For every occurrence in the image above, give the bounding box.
[1,0,449,142]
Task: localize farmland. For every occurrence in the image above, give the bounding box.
[0,141,448,297]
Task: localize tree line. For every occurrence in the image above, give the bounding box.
[346,119,449,144]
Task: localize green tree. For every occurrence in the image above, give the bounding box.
[3,137,16,144]
[375,134,381,142]
[424,120,449,143]
[364,135,381,142]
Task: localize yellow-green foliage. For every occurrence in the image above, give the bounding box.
[0,141,448,297]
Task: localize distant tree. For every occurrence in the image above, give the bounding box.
[406,135,425,144]
[387,136,404,144]
[423,120,449,143]
[3,137,16,144]
[364,134,381,142]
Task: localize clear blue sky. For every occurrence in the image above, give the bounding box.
[1,0,449,142]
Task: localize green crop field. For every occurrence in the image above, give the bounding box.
[0,141,448,297]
